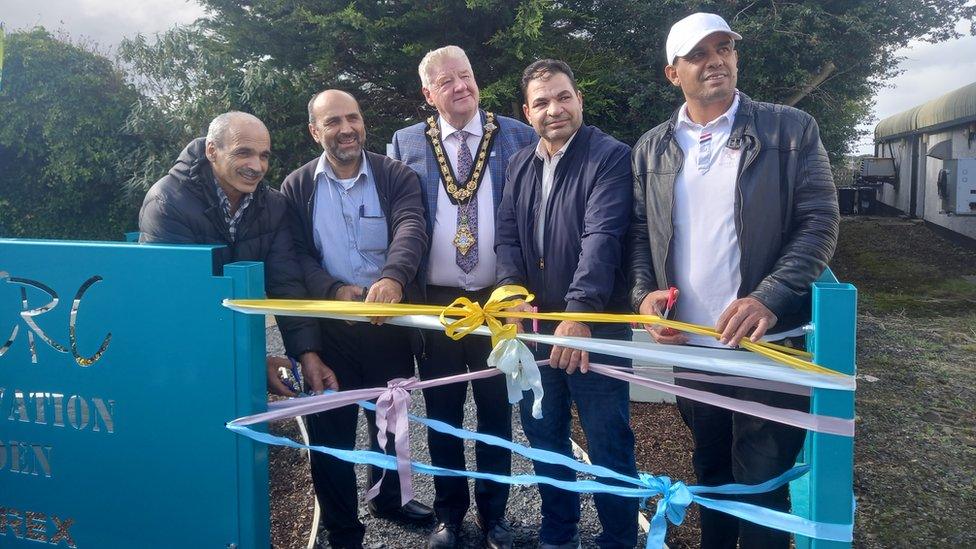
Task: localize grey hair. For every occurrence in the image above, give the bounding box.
[206,111,263,149]
[418,45,471,88]
[308,92,321,124]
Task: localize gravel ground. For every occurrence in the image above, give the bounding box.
[266,326,652,548]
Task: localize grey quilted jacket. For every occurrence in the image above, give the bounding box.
[627,93,840,332]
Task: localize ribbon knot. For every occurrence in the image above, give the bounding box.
[367,376,419,506]
[439,285,534,346]
[639,473,694,549]
[487,338,544,419]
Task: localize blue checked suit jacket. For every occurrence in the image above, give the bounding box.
[390,110,537,238]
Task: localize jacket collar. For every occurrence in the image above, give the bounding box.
[728,92,757,150]
[171,136,268,209]
[550,123,593,165]
[660,92,757,154]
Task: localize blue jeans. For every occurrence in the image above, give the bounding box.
[519,330,638,548]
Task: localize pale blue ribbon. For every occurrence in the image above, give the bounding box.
[229,406,853,547]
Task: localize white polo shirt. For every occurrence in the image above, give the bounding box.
[672,93,803,347]
[672,94,743,347]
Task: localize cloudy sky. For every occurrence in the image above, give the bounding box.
[2,0,973,155]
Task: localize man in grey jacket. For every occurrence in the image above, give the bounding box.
[627,13,839,549]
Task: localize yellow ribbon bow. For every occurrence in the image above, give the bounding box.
[439,285,535,347]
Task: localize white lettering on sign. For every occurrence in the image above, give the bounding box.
[0,441,53,477]
[0,507,77,547]
[0,272,111,366]
[0,389,115,433]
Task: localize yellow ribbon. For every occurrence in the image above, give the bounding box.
[439,285,535,347]
[227,284,837,376]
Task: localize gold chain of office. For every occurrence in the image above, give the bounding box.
[424,112,498,204]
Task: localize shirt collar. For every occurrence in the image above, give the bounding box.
[315,150,369,190]
[677,91,740,131]
[534,129,578,162]
[438,112,483,140]
[211,176,253,208]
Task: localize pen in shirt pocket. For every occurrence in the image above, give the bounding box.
[359,204,384,218]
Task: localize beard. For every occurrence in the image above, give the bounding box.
[327,134,364,164]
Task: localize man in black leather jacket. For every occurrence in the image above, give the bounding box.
[627,13,839,549]
[139,111,337,397]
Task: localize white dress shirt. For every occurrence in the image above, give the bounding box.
[533,131,577,252]
[427,114,496,290]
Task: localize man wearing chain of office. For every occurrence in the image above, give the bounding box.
[391,45,536,549]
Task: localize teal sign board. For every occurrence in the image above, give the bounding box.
[0,239,268,548]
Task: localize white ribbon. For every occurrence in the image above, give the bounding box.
[487,338,544,418]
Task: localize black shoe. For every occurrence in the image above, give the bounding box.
[538,533,581,549]
[475,515,513,549]
[313,533,363,549]
[427,521,462,549]
[367,499,435,525]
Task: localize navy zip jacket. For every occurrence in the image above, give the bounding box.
[495,124,632,332]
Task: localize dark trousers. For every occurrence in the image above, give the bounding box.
[520,326,638,549]
[304,320,416,547]
[418,285,513,524]
[676,338,809,549]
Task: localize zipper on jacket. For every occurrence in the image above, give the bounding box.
[733,135,760,290]
[665,163,681,286]
[663,128,683,288]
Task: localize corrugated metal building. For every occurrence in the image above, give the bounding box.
[874,81,976,240]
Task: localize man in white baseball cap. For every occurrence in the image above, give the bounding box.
[628,11,840,549]
[665,12,742,65]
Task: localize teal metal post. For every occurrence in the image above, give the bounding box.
[794,272,857,549]
[226,262,270,549]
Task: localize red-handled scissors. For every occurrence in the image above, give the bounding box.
[661,287,678,337]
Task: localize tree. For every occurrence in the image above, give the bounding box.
[117,24,318,194]
[0,29,142,239]
[189,0,974,163]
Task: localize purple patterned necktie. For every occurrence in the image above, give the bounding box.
[454,130,478,273]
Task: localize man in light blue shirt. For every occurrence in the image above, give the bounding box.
[280,89,431,549]
[312,148,389,292]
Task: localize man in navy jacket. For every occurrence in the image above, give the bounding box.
[495,59,637,549]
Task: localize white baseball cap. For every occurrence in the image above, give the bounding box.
[666,13,742,65]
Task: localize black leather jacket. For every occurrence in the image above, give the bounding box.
[627,93,839,331]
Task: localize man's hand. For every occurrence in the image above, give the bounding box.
[266,356,297,397]
[335,284,366,301]
[364,277,403,325]
[716,297,778,347]
[638,290,688,345]
[550,320,591,374]
[299,351,339,393]
[504,301,534,333]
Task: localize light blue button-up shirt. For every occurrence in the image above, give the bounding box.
[312,152,388,289]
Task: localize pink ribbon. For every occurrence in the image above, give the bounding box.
[367,377,419,505]
[230,368,503,507]
[584,363,853,436]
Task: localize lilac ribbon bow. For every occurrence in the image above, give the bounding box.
[366,376,420,505]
